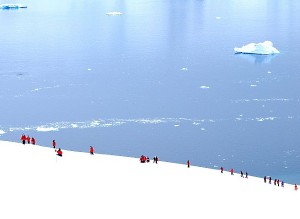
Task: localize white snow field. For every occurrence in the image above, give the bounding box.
[0,140,299,219]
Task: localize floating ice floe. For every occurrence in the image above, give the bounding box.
[106,11,122,16]
[36,127,59,132]
[0,4,27,9]
[181,67,188,71]
[234,41,280,55]
[200,86,210,89]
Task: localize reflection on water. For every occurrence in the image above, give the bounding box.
[235,54,278,64]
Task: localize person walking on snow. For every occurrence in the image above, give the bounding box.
[240,171,244,178]
[295,184,298,191]
[31,137,36,145]
[21,134,26,145]
[52,140,56,149]
[220,167,224,173]
[230,168,234,175]
[56,148,63,157]
[90,146,94,155]
[26,135,30,144]
[187,160,190,168]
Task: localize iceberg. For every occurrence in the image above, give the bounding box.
[234,41,280,55]
[106,11,122,16]
[0,4,27,9]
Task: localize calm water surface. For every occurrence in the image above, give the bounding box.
[0,0,300,184]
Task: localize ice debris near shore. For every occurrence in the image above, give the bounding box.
[0,4,27,9]
[234,41,280,55]
[106,11,122,16]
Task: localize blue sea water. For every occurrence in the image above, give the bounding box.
[0,0,300,184]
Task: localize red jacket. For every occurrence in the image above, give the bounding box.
[31,138,36,145]
[57,150,63,156]
[21,135,27,141]
[90,147,94,154]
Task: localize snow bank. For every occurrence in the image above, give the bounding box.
[234,41,280,55]
[0,140,299,219]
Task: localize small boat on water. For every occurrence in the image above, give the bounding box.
[0,4,27,9]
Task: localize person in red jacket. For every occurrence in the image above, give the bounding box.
[89,146,94,155]
[56,148,63,157]
[295,184,298,191]
[187,160,190,168]
[230,168,234,175]
[31,137,36,145]
[26,135,31,144]
[21,134,27,145]
[52,140,56,149]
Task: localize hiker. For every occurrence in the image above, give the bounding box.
[89,146,94,155]
[230,168,234,175]
[274,179,277,186]
[245,172,248,178]
[187,160,190,168]
[220,167,224,173]
[264,176,267,183]
[52,140,56,149]
[153,156,158,164]
[31,137,36,145]
[277,179,280,187]
[140,155,146,163]
[240,171,244,178]
[56,148,63,157]
[21,134,26,144]
[27,135,30,144]
[295,184,298,191]
[281,181,284,187]
[269,177,272,184]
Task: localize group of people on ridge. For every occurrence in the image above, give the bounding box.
[20,134,36,145]
[20,134,298,190]
[21,136,96,158]
[140,155,159,163]
[21,135,95,158]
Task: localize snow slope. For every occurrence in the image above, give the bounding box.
[0,140,299,219]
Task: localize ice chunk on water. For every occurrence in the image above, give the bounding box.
[106,11,122,16]
[0,4,27,9]
[200,86,210,89]
[234,41,280,55]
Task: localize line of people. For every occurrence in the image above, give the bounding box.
[264,176,298,190]
[20,134,36,145]
[140,155,159,164]
[20,135,298,191]
[21,135,95,158]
